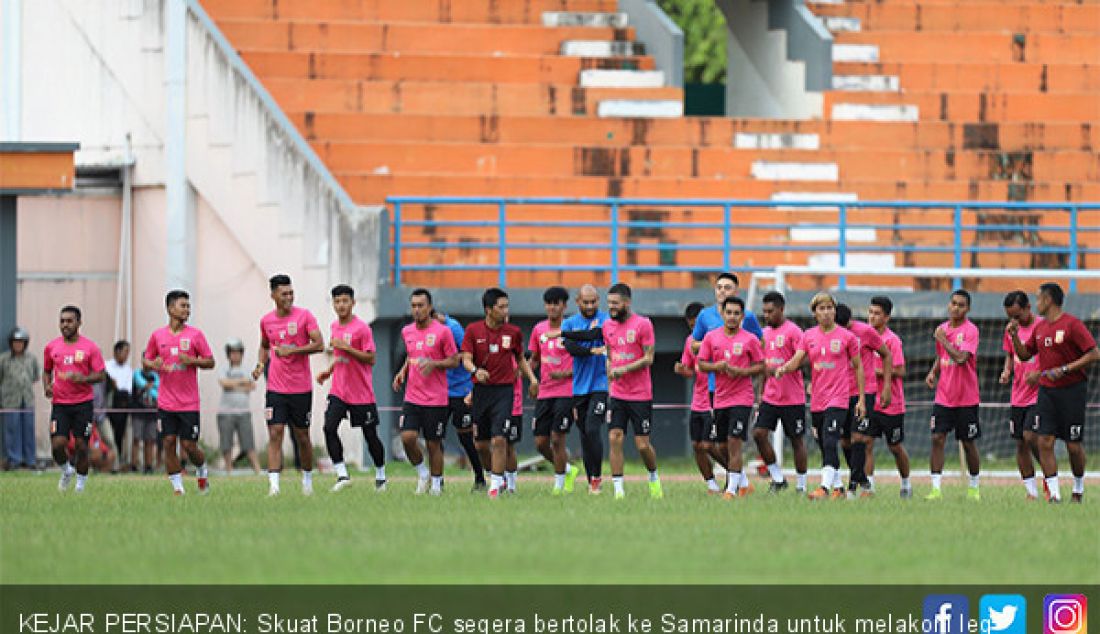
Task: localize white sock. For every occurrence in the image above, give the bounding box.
[1073,476,1084,495]
[866,475,875,490]
[727,471,742,494]
[931,473,943,490]
[821,466,836,489]
[490,473,504,492]
[63,462,76,476]
[375,465,386,481]
[796,473,807,490]
[415,462,429,480]
[302,470,313,486]
[269,471,280,489]
[431,475,442,492]
[554,473,565,489]
[505,471,517,491]
[831,469,844,489]
[1023,477,1038,497]
[900,477,911,491]
[334,462,349,480]
[1047,475,1061,500]
[196,464,208,479]
[705,478,720,492]
[169,473,184,492]
[75,474,87,491]
[648,469,659,483]
[613,476,624,494]
[739,471,751,490]
[969,474,980,489]
[766,462,783,483]
[566,463,575,475]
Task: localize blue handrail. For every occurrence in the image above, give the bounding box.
[387,197,1100,291]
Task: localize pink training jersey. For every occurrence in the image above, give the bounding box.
[935,319,980,407]
[847,320,883,397]
[801,326,859,413]
[143,325,213,412]
[603,313,655,401]
[1003,317,1042,407]
[401,320,456,407]
[680,335,710,413]
[43,336,106,405]
[260,306,320,394]
[875,327,906,416]
[763,320,805,407]
[330,316,377,405]
[529,320,573,399]
[699,328,764,409]
[512,373,523,417]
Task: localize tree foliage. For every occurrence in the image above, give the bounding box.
[657,0,727,84]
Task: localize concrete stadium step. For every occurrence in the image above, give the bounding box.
[833,32,1100,64]
[216,20,636,56]
[542,11,628,28]
[579,70,665,88]
[561,40,644,57]
[833,43,879,63]
[831,103,918,123]
[751,161,839,182]
[264,78,683,116]
[826,92,1100,123]
[832,62,1100,94]
[291,113,1100,152]
[808,2,1100,33]
[201,0,619,23]
[822,16,860,32]
[241,51,654,84]
[831,74,899,92]
[596,100,682,118]
[733,133,820,150]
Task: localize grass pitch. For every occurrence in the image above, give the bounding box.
[1,469,1096,585]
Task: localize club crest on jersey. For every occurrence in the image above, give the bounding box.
[288,322,299,336]
[1055,330,1065,344]
[489,344,499,353]
[343,333,353,344]
[502,335,512,349]
[829,340,841,353]
[425,334,436,347]
[180,338,190,351]
[1044,337,1053,347]
[75,350,85,363]
[775,335,785,348]
[626,330,636,343]
[732,342,744,356]
[170,347,179,356]
[955,333,965,346]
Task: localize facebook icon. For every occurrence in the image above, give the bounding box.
[923,595,970,634]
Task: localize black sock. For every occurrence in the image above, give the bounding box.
[850,442,867,486]
[458,432,485,483]
[361,426,386,469]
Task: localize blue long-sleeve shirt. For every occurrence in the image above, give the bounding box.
[562,311,610,395]
[444,316,473,398]
[691,304,763,392]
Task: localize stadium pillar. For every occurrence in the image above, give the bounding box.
[0,195,15,351]
[165,0,194,292]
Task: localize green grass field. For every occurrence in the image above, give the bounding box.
[1,469,1097,585]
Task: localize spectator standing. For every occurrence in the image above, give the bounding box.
[218,338,260,474]
[0,327,40,469]
[104,340,133,469]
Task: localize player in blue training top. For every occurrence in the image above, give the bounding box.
[434,309,486,491]
[558,284,610,495]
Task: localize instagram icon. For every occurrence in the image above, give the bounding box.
[1045,595,1088,634]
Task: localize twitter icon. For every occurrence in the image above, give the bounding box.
[981,595,1027,634]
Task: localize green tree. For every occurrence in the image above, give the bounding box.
[657,0,727,84]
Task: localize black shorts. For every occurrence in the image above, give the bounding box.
[472,384,514,441]
[265,391,312,428]
[688,410,713,443]
[609,398,652,436]
[506,415,523,444]
[754,402,807,438]
[715,406,752,441]
[325,396,379,428]
[869,411,905,445]
[400,402,447,441]
[842,394,874,438]
[573,392,608,429]
[49,401,94,439]
[1037,382,1087,442]
[447,396,473,430]
[1009,404,1039,440]
[158,410,200,441]
[930,404,980,441]
[533,397,574,436]
[812,408,845,441]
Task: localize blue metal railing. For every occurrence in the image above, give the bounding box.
[386,197,1100,291]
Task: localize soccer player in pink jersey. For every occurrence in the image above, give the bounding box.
[253,274,325,496]
[696,297,765,500]
[142,290,215,496]
[753,291,809,494]
[1000,290,1044,500]
[529,286,580,495]
[317,285,387,493]
[675,302,722,494]
[393,289,459,495]
[835,303,892,496]
[43,305,106,493]
[865,296,912,498]
[602,283,662,500]
[924,289,982,501]
[776,292,865,500]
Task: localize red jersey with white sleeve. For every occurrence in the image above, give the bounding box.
[43,336,106,405]
[260,307,320,394]
[143,325,213,411]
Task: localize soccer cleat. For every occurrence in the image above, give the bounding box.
[706,488,721,496]
[1026,493,1039,501]
[1049,496,1062,504]
[488,487,500,499]
[859,489,875,499]
[589,477,602,495]
[967,488,980,502]
[173,490,184,497]
[768,481,789,494]
[332,477,352,493]
[198,477,210,495]
[900,488,913,500]
[302,481,314,496]
[1071,492,1083,504]
[807,487,830,501]
[563,464,579,493]
[1042,479,1051,501]
[722,491,737,501]
[268,486,280,497]
[429,488,442,497]
[831,488,846,500]
[614,490,625,500]
[649,480,664,499]
[551,487,563,497]
[375,479,387,492]
[415,477,429,495]
[58,470,74,492]
[737,483,754,498]
[925,488,943,501]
